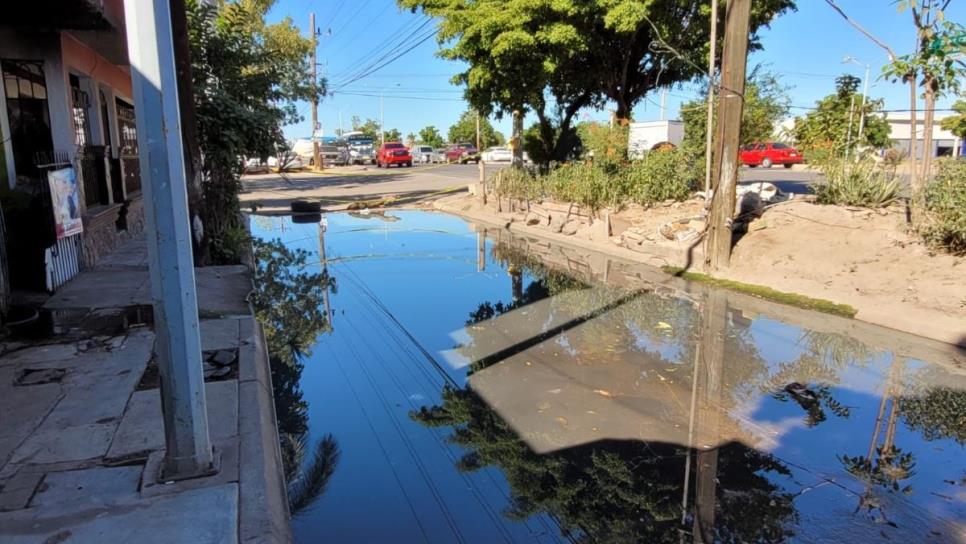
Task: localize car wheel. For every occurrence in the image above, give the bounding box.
[407,161,413,167]
[376,161,382,168]
[748,164,757,168]
[762,158,773,168]
[784,163,794,169]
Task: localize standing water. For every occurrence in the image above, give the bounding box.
[250,211,965,543]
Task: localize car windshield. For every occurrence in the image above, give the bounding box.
[772,143,789,149]
[385,143,404,149]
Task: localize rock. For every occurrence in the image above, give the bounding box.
[210,349,236,367]
[549,215,566,233]
[209,366,232,379]
[525,212,542,226]
[107,336,126,351]
[562,220,580,236]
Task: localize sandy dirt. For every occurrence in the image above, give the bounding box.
[435,192,966,348]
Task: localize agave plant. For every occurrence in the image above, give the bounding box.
[816,156,900,208]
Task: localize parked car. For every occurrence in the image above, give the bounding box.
[445,143,480,164]
[481,146,512,162]
[413,145,439,164]
[376,142,413,168]
[740,142,803,168]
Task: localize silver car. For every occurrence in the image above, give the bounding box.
[413,145,440,164]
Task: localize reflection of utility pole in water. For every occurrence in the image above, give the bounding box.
[477,229,486,273]
[318,218,333,328]
[692,290,727,543]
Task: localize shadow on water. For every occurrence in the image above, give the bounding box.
[250,211,966,543]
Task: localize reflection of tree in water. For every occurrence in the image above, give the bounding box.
[251,238,340,514]
[412,387,797,543]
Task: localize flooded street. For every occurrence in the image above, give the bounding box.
[250,211,965,543]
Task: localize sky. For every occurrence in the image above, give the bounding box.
[268,0,966,142]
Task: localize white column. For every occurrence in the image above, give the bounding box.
[123,0,214,479]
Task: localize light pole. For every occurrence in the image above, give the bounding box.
[844,56,870,150]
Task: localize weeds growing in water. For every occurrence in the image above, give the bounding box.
[917,159,966,255]
[815,156,899,208]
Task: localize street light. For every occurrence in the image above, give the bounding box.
[843,56,871,153]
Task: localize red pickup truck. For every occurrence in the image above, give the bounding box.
[376,142,413,168]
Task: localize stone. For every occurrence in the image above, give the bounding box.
[524,212,541,226]
[15,368,66,386]
[210,350,236,367]
[549,215,566,233]
[561,220,580,236]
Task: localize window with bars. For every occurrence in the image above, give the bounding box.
[1,59,54,182]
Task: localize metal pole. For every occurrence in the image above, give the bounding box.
[380,91,385,145]
[310,13,321,171]
[124,0,213,480]
[703,0,719,194]
[857,63,870,145]
[845,94,856,157]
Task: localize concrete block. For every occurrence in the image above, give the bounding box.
[30,466,141,510]
[0,470,43,512]
[107,381,239,460]
[195,266,253,318]
[201,318,241,352]
[0,383,63,464]
[140,438,239,499]
[9,423,115,465]
[2,343,78,365]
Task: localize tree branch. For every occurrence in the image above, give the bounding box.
[823,0,897,61]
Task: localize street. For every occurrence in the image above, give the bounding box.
[739,165,821,195]
[241,162,508,212]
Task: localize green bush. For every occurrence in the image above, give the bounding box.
[815,156,899,208]
[918,159,966,254]
[622,149,698,205]
[492,167,544,201]
[545,162,617,210]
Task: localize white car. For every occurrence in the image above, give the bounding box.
[482,146,512,162]
[413,145,440,164]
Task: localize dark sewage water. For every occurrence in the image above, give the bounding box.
[249,210,965,544]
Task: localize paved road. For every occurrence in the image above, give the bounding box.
[241,161,820,212]
[241,162,507,212]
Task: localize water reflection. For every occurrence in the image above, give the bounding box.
[249,212,965,543]
[251,236,340,514]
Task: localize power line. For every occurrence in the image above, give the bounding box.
[334,91,464,102]
[333,19,436,89]
[331,15,430,85]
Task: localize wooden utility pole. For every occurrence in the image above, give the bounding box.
[477,110,486,203]
[703,0,719,194]
[705,0,751,271]
[310,13,321,171]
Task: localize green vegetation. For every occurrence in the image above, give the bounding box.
[447,109,504,147]
[662,267,858,317]
[187,0,322,264]
[350,116,381,141]
[792,75,891,160]
[681,68,791,160]
[814,156,899,209]
[399,0,795,164]
[917,159,966,254]
[939,100,966,139]
[418,125,445,148]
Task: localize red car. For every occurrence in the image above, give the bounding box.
[740,142,803,168]
[376,142,413,168]
[444,143,480,164]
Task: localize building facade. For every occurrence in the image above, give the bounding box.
[1,0,144,295]
[885,112,963,159]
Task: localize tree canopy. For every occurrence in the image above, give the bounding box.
[940,100,966,139]
[398,0,795,164]
[351,116,381,141]
[448,110,505,147]
[792,75,891,153]
[418,125,446,148]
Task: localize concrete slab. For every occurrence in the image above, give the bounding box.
[44,269,150,310]
[9,424,116,465]
[106,381,239,460]
[0,483,239,544]
[0,470,43,512]
[1,343,79,365]
[196,266,253,317]
[201,318,241,352]
[30,466,142,510]
[0,383,62,465]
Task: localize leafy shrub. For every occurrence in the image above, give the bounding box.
[917,159,966,254]
[492,167,544,201]
[815,156,899,208]
[576,122,629,167]
[545,162,617,210]
[881,147,907,170]
[622,149,698,205]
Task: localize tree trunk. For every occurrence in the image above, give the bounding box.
[920,81,936,187]
[170,0,209,266]
[511,110,524,169]
[908,78,919,196]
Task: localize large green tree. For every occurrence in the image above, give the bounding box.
[681,68,791,159]
[398,0,794,164]
[187,0,322,263]
[448,110,505,147]
[418,125,445,148]
[940,99,966,139]
[351,116,381,141]
[792,75,891,154]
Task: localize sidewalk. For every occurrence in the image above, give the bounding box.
[0,238,290,543]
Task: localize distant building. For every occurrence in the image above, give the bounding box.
[885,112,962,159]
[627,120,684,159]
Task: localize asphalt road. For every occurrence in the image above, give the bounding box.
[240,161,820,213]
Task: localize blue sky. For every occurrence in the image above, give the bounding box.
[268,0,966,142]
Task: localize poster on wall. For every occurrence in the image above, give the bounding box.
[47,167,83,239]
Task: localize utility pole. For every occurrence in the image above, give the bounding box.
[124,0,214,480]
[380,91,385,145]
[705,0,751,271]
[845,94,856,157]
[310,12,321,171]
[703,0,719,194]
[660,89,668,121]
[477,110,486,203]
